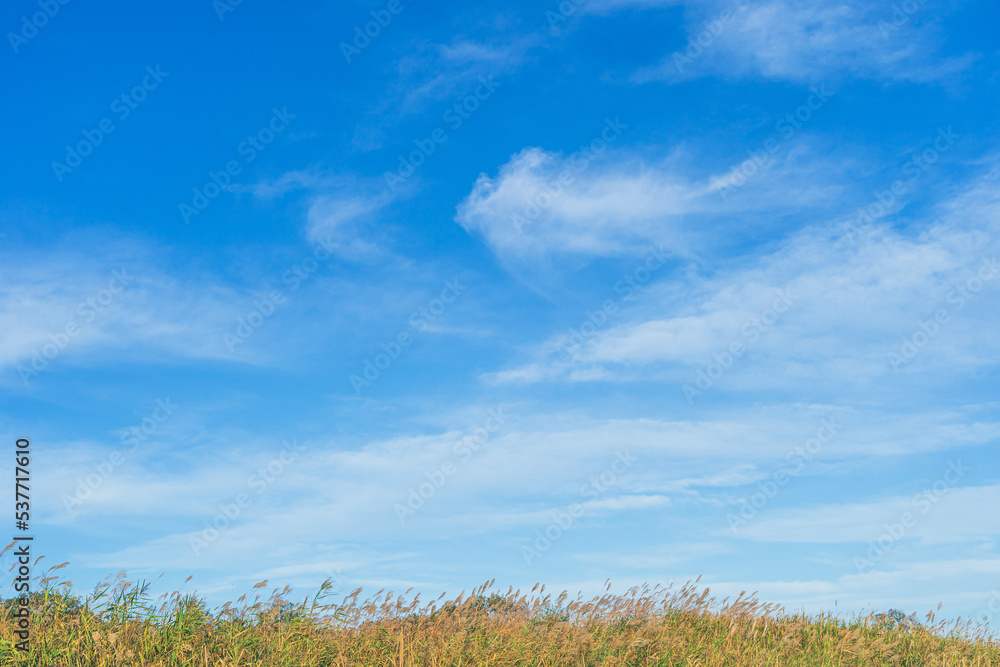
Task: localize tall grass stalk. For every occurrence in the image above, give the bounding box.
[2,566,998,666]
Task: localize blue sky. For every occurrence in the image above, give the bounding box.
[3,0,1000,626]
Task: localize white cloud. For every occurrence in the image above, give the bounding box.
[735,481,1000,545]
[485,166,1000,387]
[245,169,398,259]
[457,147,703,260]
[392,37,530,112]
[681,558,1000,621]
[49,403,999,545]
[51,400,1000,618]
[352,35,534,150]
[456,144,839,266]
[0,243,250,379]
[231,169,338,199]
[631,0,975,84]
[305,192,395,259]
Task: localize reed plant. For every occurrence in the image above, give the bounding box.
[2,561,998,666]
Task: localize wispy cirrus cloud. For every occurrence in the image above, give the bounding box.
[353,34,534,150]
[244,168,400,259]
[480,166,1000,388]
[0,240,249,379]
[455,143,843,267]
[630,0,975,84]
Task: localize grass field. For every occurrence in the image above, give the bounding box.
[2,564,998,666]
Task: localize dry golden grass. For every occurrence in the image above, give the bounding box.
[2,564,998,666]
